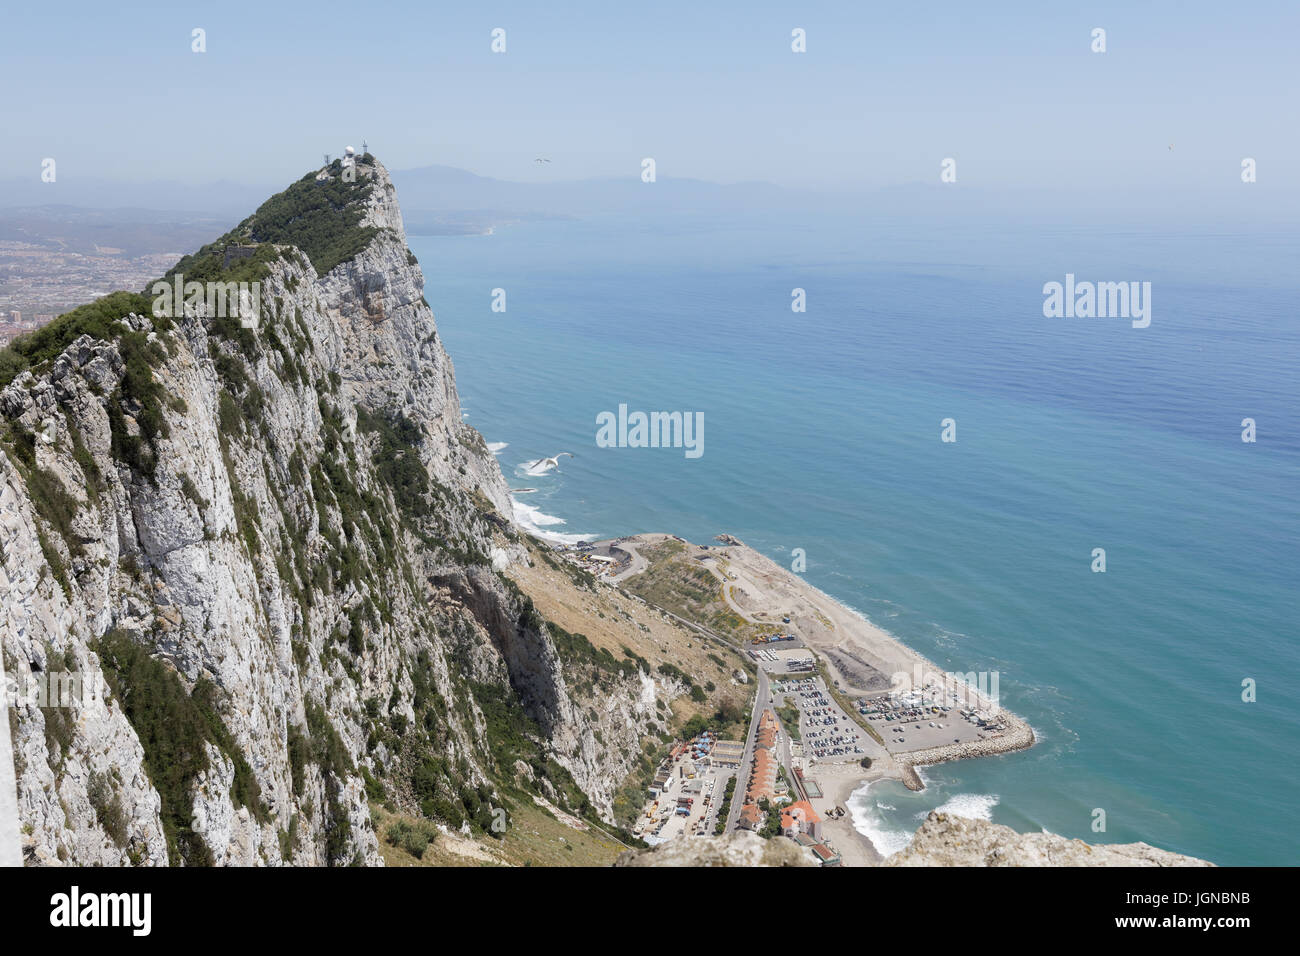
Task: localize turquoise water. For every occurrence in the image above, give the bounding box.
[409,211,1300,866]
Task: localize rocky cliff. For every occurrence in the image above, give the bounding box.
[614,812,1213,867]
[0,156,654,866]
[882,811,1212,867]
[614,829,814,867]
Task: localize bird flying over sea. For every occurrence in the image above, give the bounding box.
[525,452,573,473]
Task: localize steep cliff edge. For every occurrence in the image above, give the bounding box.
[882,811,1212,866]
[614,811,1213,867]
[0,156,653,865]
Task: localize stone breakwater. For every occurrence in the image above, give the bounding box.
[897,716,1036,791]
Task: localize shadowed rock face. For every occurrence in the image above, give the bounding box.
[615,812,1213,867]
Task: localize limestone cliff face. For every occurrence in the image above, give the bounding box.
[615,829,815,867]
[312,161,511,517]
[0,157,644,866]
[615,812,1213,867]
[882,812,1213,867]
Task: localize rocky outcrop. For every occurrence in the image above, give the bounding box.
[615,829,814,867]
[0,156,649,865]
[616,812,1212,867]
[884,812,1213,866]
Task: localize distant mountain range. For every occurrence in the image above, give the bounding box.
[0,162,1287,240]
[0,165,835,250]
[0,206,232,259]
[0,164,815,223]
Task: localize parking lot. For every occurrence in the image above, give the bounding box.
[772,677,869,762]
[858,686,1002,752]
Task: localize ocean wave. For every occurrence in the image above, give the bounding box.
[487,442,508,454]
[511,497,594,546]
[847,778,1002,856]
[845,781,915,857]
[928,792,1000,821]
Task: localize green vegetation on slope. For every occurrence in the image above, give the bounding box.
[0,291,156,390]
[94,630,269,866]
[1,425,81,596]
[775,697,802,741]
[0,156,382,437]
[371,796,625,868]
[355,406,432,522]
[244,162,378,275]
[621,539,762,642]
[169,158,377,282]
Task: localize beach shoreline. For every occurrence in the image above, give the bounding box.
[608,531,1034,770]
[809,765,886,866]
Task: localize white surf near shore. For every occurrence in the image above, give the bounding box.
[932,792,1000,820]
[847,778,1001,857]
[846,782,915,857]
[510,496,593,547]
[502,455,593,545]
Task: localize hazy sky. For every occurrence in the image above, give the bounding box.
[3,0,1297,196]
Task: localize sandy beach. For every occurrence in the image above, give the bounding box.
[806,763,887,866]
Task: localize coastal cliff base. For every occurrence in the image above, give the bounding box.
[616,811,1213,867]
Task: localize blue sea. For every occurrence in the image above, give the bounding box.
[408,207,1300,866]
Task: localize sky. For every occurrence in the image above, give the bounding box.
[1,1,1297,202]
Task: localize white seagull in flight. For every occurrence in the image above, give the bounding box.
[526,452,573,473]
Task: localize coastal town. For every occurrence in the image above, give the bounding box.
[552,532,1035,866]
[0,247,181,344]
[0,205,213,344]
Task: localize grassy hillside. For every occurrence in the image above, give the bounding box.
[372,796,627,867]
[620,539,764,643]
[506,536,756,828]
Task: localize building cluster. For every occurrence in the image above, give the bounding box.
[732,707,841,864]
[0,310,55,345]
[639,703,844,863]
[780,800,823,841]
[708,739,744,769]
[1,240,182,346]
[736,709,781,830]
